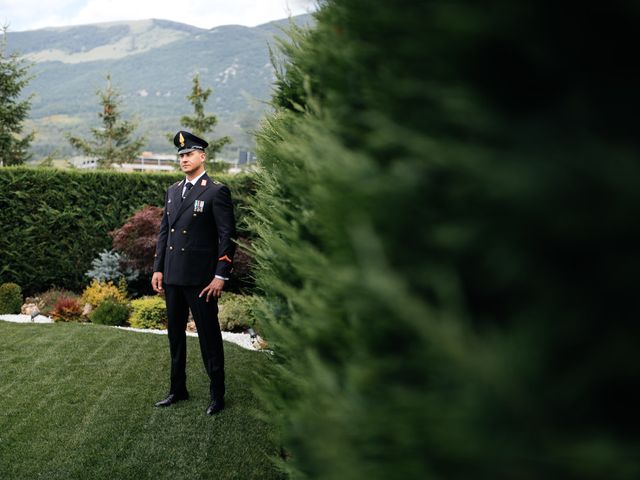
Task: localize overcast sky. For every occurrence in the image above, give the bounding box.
[0,0,316,32]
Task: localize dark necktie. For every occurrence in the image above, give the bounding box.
[182,182,193,200]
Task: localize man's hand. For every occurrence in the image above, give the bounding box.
[199,278,225,302]
[151,272,164,294]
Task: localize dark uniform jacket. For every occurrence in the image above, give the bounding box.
[153,173,236,286]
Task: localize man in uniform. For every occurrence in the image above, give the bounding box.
[151,130,236,415]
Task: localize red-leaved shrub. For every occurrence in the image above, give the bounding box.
[110,205,162,274]
[51,296,83,322]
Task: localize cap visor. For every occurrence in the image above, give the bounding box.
[177,147,197,154]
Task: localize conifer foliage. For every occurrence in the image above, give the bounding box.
[173,74,231,172]
[0,27,34,166]
[250,1,640,479]
[68,74,145,169]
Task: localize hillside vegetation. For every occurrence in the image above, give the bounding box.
[4,15,312,159]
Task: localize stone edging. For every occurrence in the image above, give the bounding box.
[0,314,263,351]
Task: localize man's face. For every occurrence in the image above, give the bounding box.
[179,150,206,175]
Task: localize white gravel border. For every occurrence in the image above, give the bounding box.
[114,326,258,351]
[0,314,53,324]
[0,314,260,351]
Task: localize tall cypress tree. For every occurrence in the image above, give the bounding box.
[0,26,34,166]
[250,1,640,479]
[68,74,145,169]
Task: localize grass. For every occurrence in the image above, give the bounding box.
[0,321,282,480]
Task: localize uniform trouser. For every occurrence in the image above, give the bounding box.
[164,284,225,401]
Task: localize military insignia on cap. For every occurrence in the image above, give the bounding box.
[174,130,209,153]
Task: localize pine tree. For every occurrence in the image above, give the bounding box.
[174,74,231,172]
[0,26,34,166]
[68,74,145,169]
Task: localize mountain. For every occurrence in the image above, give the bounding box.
[4,15,313,161]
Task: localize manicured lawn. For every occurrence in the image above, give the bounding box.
[0,322,282,480]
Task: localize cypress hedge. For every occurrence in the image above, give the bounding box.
[0,167,254,295]
[250,1,640,479]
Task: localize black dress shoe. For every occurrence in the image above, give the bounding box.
[154,392,189,407]
[206,398,225,415]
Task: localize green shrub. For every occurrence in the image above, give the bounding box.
[0,282,22,314]
[218,292,260,332]
[89,299,130,326]
[129,296,167,329]
[0,168,255,295]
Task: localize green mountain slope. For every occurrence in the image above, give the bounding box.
[5,15,313,160]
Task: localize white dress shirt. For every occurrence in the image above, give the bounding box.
[182,170,207,198]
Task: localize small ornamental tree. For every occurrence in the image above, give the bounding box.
[110,205,162,274]
[85,249,139,284]
[68,74,145,169]
[0,26,34,166]
[171,74,231,172]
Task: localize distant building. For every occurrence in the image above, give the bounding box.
[71,152,178,171]
[70,151,257,173]
[117,152,178,172]
[237,150,257,165]
[72,156,98,169]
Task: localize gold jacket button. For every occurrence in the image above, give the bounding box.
[182,230,187,234]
